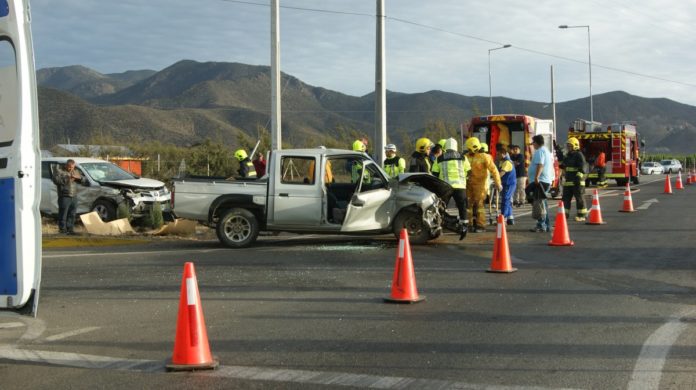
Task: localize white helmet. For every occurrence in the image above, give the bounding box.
[384,144,397,152]
[444,138,458,152]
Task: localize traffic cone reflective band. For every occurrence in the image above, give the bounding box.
[619,183,636,213]
[586,189,606,225]
[385,229,425,303]
[167,262,218,371]
[487,214,517,273]
[687,171,692,185]
[664,174,673,194]
[675,172,684,190]
[549,201,574,246]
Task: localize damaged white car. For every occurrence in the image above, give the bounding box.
[41,157,171,221]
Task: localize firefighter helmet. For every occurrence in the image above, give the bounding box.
[352,140,366,152]
[234,149,248,161]
[444,138,458,152]
[465,137,481,153]
[438,139,447,148]
[415,138,432,153]
[384,143,397,152]
[567,137,580,151]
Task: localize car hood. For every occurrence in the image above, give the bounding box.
[100,178,165,190]
[396,173,453,199]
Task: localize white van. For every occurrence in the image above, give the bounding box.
[42,157,171,221]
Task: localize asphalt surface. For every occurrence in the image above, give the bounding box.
[2,175,696,389]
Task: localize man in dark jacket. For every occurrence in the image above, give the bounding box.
[408,137,432,173]
[53,159,86,234]
[510,145,527,206]
[559,137,588,221]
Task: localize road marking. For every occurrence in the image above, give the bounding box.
[42,248,226,259]
[627,309,696,390]
[0,346,578,390]
[636,198,659,210]
[45,327,101,342]
[0,322,25,329]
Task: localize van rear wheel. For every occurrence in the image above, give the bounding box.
[216,208,259,248]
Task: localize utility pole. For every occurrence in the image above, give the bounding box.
[551,65,557,137]
[271,0,282,150]
[374,0,387,164]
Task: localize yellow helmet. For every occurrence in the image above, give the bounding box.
[480,143,489,153]
[567,137,580,151]
[352,140,366,152]
[438,139,447,148]
[234,149,248,161]
[415,138,432,153]
[465,137,481,153]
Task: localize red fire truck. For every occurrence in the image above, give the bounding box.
[464,114,561,197]
[567,119,641,186]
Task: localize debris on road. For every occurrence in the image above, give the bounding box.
[80,211,135,236]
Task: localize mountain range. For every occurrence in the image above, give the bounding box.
[37,60,696,154]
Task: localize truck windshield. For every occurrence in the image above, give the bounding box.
[81,162,135,182]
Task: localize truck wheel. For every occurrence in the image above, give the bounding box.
[616,178,628,187]
[392,209,431,245]
[216,208,259,248]
[92,199,117,222]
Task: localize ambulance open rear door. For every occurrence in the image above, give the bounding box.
[0,0,42,316]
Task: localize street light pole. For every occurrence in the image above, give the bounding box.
[559,25,593,129]
[488,44,511,115]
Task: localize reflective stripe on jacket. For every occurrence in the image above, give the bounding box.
[383,156,406,178]
[433,151,470,189]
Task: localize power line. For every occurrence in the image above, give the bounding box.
[218,0,696,90]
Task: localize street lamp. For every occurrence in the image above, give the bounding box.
[559,24,593,129]
[488,44,511,115]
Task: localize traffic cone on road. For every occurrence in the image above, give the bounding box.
[675,172,684,190]
[487,214,517,273]
[167,262,218,371]
[619,183,636,213]
[586,190,606,225]
[664,174,673,194]
[549,201,574,246]
[384,229,425,303]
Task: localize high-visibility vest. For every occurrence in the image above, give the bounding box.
[383,156,406,178]
[434,155,470,189]
[245,161,257,178]
[351,161,371,184]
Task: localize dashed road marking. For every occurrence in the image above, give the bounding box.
[0,322,25,329]
[45,327,101,342]
[0,346,579,389]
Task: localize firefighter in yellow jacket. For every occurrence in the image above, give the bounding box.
[465,137,501,233]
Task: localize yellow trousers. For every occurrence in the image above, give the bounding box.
[466,184,487,229]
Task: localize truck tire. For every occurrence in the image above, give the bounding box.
[92,199,117,222]
[392,209,431,245]
[616,178,628,187]
[216,208,260,248]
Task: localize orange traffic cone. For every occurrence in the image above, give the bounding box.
[549,201,574,246]
[687,170,692,185]
[675,172,684,190]
[619,183,636,212]
[167,262,218,371]
[586,189,606,225]
[664,174,673,194]
[384,229,425,303]
[487,214,517,273]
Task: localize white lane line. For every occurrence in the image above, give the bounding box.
[0,322,25,329]
[0,345,579,389]
[43,248,226,259]
[627,309,696,390]
[45,327,101,342]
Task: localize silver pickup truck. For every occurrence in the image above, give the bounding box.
[172,148,462,248]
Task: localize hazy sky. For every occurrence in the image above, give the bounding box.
[30,0,696,105]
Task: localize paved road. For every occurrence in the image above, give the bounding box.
[2,175,695,389]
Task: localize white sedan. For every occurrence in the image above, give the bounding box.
[640,161,664,175]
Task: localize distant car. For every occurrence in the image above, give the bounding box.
[41,157,171,221]
[640,161,664,175]
[660,159,682,174]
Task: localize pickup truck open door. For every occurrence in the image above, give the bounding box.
[341,161,392,232]
[0,0,42,316]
